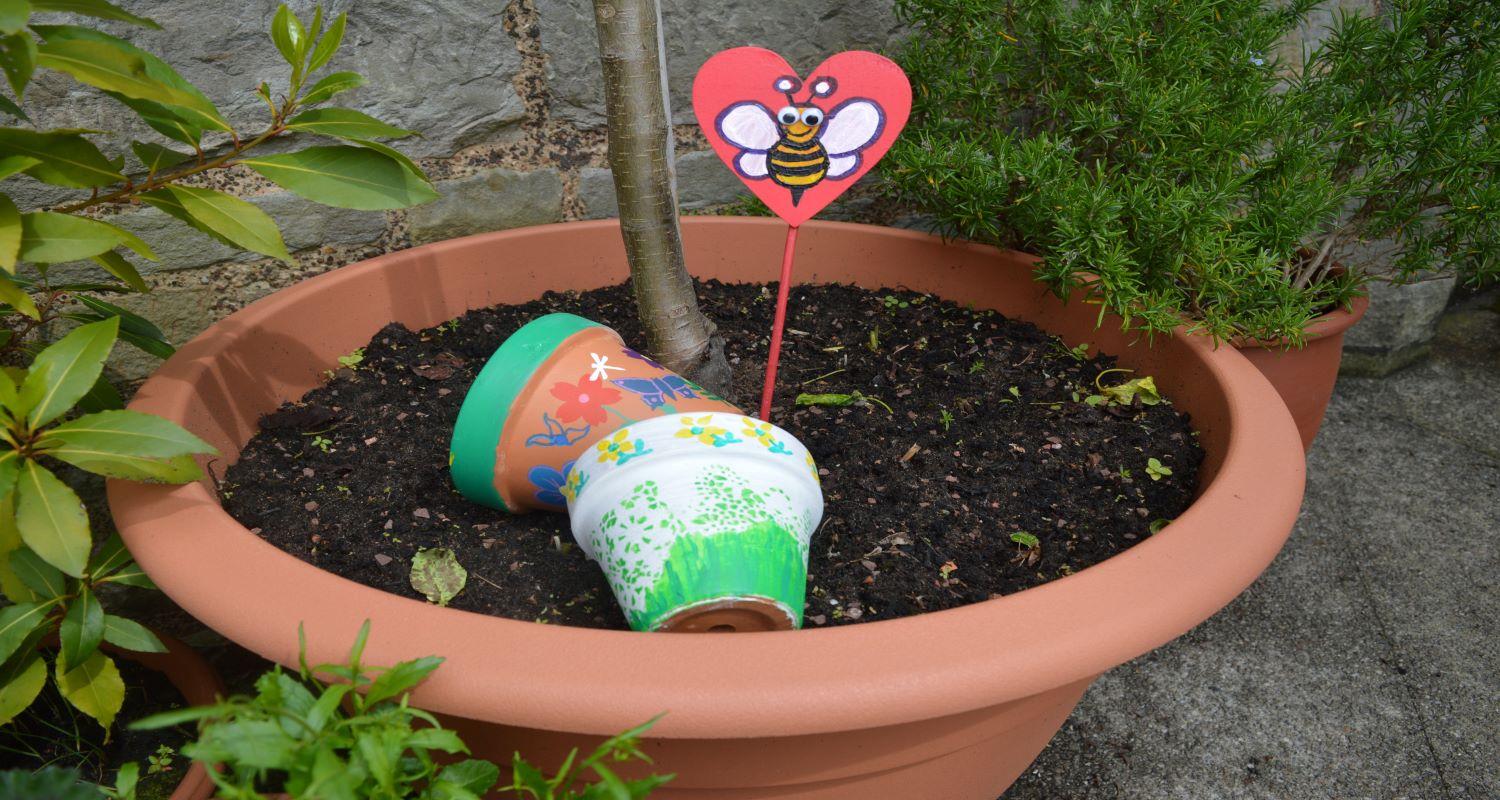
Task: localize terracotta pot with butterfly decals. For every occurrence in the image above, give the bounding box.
[448,312,740,513]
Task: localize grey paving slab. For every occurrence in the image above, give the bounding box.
[1002,299,1499,799]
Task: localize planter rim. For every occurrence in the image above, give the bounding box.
[109,218,1304,741]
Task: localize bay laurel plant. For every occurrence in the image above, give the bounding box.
[134,622,673,800]
[0,1,433,734]
[888,0,1497,345]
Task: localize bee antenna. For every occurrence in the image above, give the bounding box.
[773,75,802,105]
[809,76,838,98]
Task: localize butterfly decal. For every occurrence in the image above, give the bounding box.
[525,412,591,448]
[611,375,700,410]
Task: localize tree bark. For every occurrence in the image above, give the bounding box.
[591,0,729,391]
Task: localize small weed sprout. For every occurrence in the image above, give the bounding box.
[337,347,366,370]
[146,745,175,775]
[939,408,955,431]
[883,295,910,311]
[1146,457,1173,481]
[968,360,986,374]
[311,435,333,453]
[1010,531,1041,566]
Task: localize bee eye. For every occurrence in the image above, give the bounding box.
[777,106,798,125]
[800,108,823,126]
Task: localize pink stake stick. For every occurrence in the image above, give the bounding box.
[758,225,800,421]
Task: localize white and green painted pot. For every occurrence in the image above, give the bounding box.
[564,411,823,632]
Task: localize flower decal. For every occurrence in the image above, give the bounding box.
[562,466,588,502]
[528,460,575,507]
[806,452,820,483]
[551,375,622,426]
[597,428,652,465]
[742,419,793,455]
[677,415,741,447]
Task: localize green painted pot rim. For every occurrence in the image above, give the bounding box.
[449,312,602,510]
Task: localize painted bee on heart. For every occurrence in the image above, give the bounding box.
[715,75,885,206]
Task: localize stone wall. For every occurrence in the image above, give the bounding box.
[14,0,905,383]
[13,0,1444,383]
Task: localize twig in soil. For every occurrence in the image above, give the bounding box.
[801,368,847,386]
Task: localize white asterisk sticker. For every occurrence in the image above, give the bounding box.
[588,352,625,382]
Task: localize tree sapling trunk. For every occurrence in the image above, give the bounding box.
[591,0,730,392]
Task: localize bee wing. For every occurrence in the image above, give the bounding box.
[716,102,779,151]
[736,151,769,178]
[820,98,884,158]
[826,153,860,178]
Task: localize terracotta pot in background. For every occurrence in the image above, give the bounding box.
[110,219,1305,799]
[121,632,224,800]
[450,312,740,513]
[1233,293,1370,452]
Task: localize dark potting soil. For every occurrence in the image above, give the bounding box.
[222,281,1203,630]
[0,654,195,799]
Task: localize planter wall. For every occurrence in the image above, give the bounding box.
[1234,293,1369,452]
[109,219,1305,799]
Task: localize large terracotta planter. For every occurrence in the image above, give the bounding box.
[109,219,1305,800]
[1234,294,1369,452]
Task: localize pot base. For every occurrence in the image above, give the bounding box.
[657,597,795,633]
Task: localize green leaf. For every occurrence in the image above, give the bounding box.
[139,185,290,261]
[101,614,165,653]
[73,294,173,355]
[0,192,19,271]
[0,652,45,725]
[31,0,159,29]
[31,26,223,140]
[0,491,36,602]
[409,547,465,606]
[16,460,89,576]
[19,315,117,428]
[97,562,153,588]
[130,140,189,175]
[270,5,306,69]
[406,726,466,753]
[0,153,39,178]
[89,249,146,292]
[0,600,51,663]
[196,718,296,769]
[129,702,223,730]
[300,70,364,106]
[75,371,123,413]
[0,127,122,187]
[9,546,66,599]
[0,92,22,119]
[0,271,36,318]
[0,0,29,36]
[0,448,19,499]
[87,531,129,576]
[307,11,345,73]
[56,649,124,729]
[111,762,138,799]
[59,582,103,671]
[344,137,424,180]
[36,37,214,113]
[239,146,437,211]
[364,654,443,706]
[0,31,36,97]
[437,760,500,796]
[44,407,213,463]
[286,108,415,141]
[18,211,155,264]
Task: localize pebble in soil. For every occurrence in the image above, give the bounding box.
[221,281,1203,629]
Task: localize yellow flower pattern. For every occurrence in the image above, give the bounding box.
[597,428,651,465]
[675,415,740,447]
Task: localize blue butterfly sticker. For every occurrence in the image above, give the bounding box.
[525,412,590,448]
[611,375,699,410]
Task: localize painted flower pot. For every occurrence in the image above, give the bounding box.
[1234,293,1369,452]
[109,219,1305,799]
[449,313,739,512]
[567,412,822,632]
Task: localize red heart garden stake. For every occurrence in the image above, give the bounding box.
[693,47,911,420]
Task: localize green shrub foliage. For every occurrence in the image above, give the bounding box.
[0,2,433,734]
[133,622,673,800]
[889,0,1497,343]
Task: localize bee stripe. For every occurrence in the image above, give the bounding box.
[770,159,827,175]
[775,143,822,155]
[775,171,826,187]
